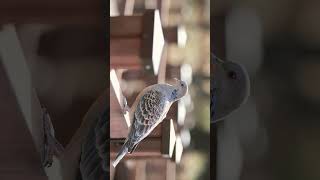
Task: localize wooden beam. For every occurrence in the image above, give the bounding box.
[165,159,176,180]
[110,16,143,37]
[110,119,176,159]
[124,0,135,15]
[161,119,176,157]
[110,69,131,127]
[163,26,178,44]
[110,138,162,158]
[110,10,165,75]
[171,134,183,164]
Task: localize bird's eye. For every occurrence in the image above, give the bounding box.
[181,83,184,87]
[228,71,237,79]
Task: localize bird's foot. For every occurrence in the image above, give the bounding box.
[42,143,53,168]
[122,97,130,114]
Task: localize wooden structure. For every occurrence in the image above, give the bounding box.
[110,9,165,75]
[110,9,182,180]
[115,0,171,25]
[113,158,175,180]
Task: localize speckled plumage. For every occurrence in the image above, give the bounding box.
[113,80,188,167]
[114,89,167,158]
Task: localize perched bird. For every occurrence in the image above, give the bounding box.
[211,54,250,123]
[112,79,188,167]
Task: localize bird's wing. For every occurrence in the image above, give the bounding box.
[127,89,166,148]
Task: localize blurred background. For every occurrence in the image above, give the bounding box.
[110,0,210,180]
[212,0,320,180]
[0,1,107,179]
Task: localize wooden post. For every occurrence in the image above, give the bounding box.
[110,9,165,75]
[110,119,176,159]
[163,26,178,44]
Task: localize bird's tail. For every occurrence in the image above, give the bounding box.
[112,141,129,167]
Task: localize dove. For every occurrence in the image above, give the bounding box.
[211,54,250,123]
[112,79,188,167]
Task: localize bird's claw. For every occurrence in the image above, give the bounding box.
[42,142,53,168]
[122,97,130,114]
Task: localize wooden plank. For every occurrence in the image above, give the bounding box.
[161,119,176,157]
[110,10,164,75]
[110,69,131,127]
[171,135,183,164]
[165,160,176,180]
[110,56,142,70]
[163,26,178,44]
[110,118,173,158]
[124,0,135,15]
[110,138,162,158]
[110,16,143,37]
[110,38,141,56]
[157,45,167,83]
[140,10,164,75]
[134,161,147,180]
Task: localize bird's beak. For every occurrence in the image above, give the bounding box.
[173,78,179,82]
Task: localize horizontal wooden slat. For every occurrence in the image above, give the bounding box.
[110,56,143,70]
[110,9,164,75]
[161,119,176,157]
[110,38,141,56]
[163,26,178,43]
[110,16,143,37]
[110,138,162,158]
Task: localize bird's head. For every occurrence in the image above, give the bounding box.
[212,54,250,120]
[170,78,188,101]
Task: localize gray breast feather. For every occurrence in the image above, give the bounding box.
[135,90,165,125]
[128,90,166,145]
